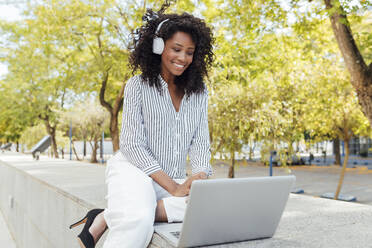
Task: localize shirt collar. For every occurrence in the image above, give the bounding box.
[159,74,188,98]
[158,74,168,88]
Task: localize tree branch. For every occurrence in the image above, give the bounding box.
[115,6,135,35]
[60,88,66,109]
[99,70,113,114]
[323,0,371,88]
[112,77,128,116]
[97,18,104,60]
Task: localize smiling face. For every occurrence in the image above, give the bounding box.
[160,31,195,83]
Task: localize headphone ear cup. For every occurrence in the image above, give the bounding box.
[153,37,165,55]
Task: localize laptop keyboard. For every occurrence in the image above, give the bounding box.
[170,231,181,239]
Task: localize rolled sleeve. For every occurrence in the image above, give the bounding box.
[188,92,213,177]
[120,76,162,176]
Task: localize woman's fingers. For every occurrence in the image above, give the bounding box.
[180,172,208,196]
[198,173,207,179]
[192,172,207,180]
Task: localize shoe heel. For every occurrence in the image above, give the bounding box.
[70,208,104,248]
[70,217,87,229]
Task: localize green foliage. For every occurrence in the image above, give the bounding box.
[0,79,35,143]
[19,124,47,151]
[204,0,371,168]
[351,11,372,65]
[60,98,110,144]
[0,0,371,167]
[19,123,68,152]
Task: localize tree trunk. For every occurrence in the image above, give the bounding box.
[249,146,253,161]
[295,141,299,152]
[72,141,81,161]
[249,141,255,161]
[41,115,59,158]
[98,69,127,153]
[90,140,98,163]
[322,141,327,163]
[110,116,120,152]
[333,138,341,165]
[228,152,235,178]
[288,141,294,155]
[16,141,19,152]
[45,124,58,159]
[324,0,372,127]
[334,139,349,200]
[50,132,59,158]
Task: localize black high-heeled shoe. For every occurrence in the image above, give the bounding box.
[70,209,104,248]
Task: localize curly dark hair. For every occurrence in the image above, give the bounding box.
[129,9,214,97]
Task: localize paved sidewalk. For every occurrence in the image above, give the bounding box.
[0,209,15,248]
[212,161,372,205]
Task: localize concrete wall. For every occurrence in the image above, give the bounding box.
[0,160,106,248]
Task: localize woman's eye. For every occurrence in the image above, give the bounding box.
[187,52,194,56]
[173,48,181,52]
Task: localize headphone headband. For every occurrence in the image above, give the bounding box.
[155,19,169,36]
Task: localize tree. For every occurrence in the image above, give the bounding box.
[323,0,372,126]
[19,123,68,154]
[289,0,372,126]
[32,0,191,153]
[0,80,32,150]
[305,67,369,199]
[1,39,69,158]
[0,9,85,157]
[204,0,370,178]
[0,0,197,155]
[60,99,109,163]
[289,8,371,198]
[303,50,371,197]
[208,82,273,177]
[204,0,297,171]
[296,23,370,198]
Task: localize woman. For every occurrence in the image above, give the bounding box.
[70,9,214,248]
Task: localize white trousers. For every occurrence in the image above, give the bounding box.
[103,152,187,248]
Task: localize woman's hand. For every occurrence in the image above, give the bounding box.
[150,170,207,197]
[171,172,207,197]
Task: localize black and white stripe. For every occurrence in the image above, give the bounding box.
[120,75,213,179]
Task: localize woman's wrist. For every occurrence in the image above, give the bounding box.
[168,181,180,195]
[150,170,179,195]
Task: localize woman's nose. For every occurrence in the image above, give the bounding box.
[178,51,187,62]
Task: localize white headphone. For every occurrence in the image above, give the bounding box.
[152,19,169,55]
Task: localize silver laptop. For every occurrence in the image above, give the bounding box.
[154,175,295,247]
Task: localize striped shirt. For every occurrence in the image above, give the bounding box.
[119,75,213,179]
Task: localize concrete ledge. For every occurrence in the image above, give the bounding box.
[1,152,372,247]
[150,194,372,247]
[0,153,107,248]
